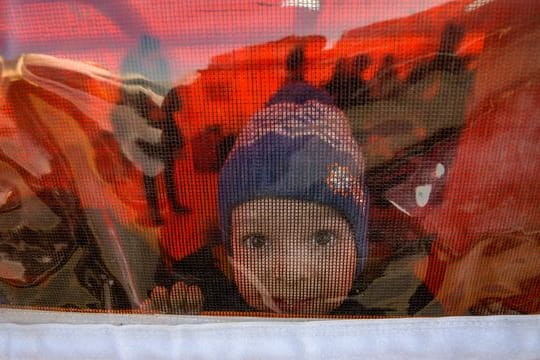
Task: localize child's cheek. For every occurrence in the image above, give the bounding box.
[232,248,270,312]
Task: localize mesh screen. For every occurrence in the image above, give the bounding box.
[0,0,539,317]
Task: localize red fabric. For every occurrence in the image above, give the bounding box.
[418,15,540,311]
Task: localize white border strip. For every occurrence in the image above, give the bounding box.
[1,309,539,359]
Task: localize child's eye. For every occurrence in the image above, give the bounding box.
[312,230,337,246]
[243,234,268,249]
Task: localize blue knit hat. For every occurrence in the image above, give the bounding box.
[218,87,369,274]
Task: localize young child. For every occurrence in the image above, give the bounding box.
[142,86,370,315]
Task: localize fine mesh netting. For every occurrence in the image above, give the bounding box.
[0,0,539,317]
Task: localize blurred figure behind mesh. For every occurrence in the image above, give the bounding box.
[286,45,305,82]
[111,87,189,225]
[267,45,334,106]
[325,54,373,110]
[137,89,190,223]
[371,54,403,99]
[408,22,470,84]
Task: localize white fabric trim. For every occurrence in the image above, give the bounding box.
[1,309,539,359]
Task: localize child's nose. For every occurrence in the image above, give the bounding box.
[272,247,312,287]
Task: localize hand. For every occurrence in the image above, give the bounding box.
[140,282,203,315]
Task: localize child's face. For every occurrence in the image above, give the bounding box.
[231,198,357,315]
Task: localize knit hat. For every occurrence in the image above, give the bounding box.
[218,86,369,273]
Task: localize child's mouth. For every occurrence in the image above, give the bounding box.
[271,297,318,313]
